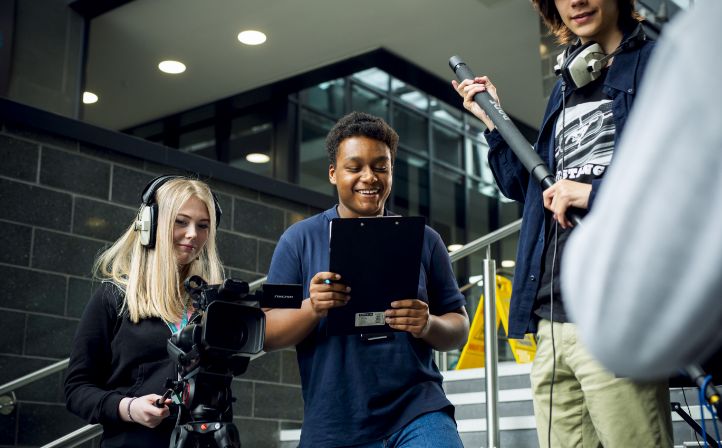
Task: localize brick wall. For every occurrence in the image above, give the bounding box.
[0,122,315,447]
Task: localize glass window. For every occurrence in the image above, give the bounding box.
[498,230,520,274]
[178,126,216,160]
[390,78,429,111]
[431,165,465,247]
[430,100,463,130]
[393,106,428,153]
[299,110,335,195]
[351,84,388,120]
[499,198,522,226]
[465,114,487,139]
[392,150,430,218]
[465,251,486,326]
[467,137,483,178]
[433,124,463,168]
[352,68,389,91]
[180,105,214,127]
[466,179,493,242]
[118,63,521,251]
[228,115,273,177]
[299,78,346,118]
[465,137,495,189]
[125,121,163,140]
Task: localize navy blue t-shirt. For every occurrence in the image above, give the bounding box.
[267,206,465,447]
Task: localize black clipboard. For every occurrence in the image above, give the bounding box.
[327,216,425,336]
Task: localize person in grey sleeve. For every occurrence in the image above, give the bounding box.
[562,0,722,380]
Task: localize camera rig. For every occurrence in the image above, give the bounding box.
[160,275,302,448]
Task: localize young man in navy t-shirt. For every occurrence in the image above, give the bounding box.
[263,111,469,447]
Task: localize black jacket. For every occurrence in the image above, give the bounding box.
[64,282,176,447]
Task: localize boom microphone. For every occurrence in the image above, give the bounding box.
[449,55,582,226]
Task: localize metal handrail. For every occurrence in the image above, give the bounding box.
[0,359,69,397]
[438,218,522,369]
[449,219,522,263]
[41,424,102,448]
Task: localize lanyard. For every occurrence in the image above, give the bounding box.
[166,303,190,334]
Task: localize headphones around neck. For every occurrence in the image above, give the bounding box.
[135,175,222,249]
[554,24,647,89]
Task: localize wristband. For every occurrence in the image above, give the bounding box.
[127,397,138,423]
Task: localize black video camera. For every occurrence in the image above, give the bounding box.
[163,275,302,448]
[168,275,302,372]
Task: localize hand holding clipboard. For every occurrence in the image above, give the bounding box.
[326,216,426,336]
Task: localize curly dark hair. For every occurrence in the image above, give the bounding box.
[532,0,642,45]
[325,112,399,166]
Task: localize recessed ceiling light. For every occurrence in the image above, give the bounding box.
[246,153,270,164]
[447,244,464,252]
[158,60,186,74]
[238,30,267,46]
[501,260,516,268]
[83,91,98,104]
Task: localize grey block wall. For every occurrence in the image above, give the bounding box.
[0,122,314,447]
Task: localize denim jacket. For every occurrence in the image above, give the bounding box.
[486,27,655,339]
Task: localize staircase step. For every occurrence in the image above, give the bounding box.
[456,400,535,420]
[443,363,533,394]
[449,387,532,405]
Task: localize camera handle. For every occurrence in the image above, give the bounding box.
[155,377,184,408]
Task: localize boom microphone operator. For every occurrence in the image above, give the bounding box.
[449,55,582,226]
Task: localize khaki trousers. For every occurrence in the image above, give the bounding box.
[530,320,673,448]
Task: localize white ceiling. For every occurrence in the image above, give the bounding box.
[83,0,546,131]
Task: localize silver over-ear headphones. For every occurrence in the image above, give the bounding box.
[554,24,647,89]
[134,175,222,249]
[554,41,609,89]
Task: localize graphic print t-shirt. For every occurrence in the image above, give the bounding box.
[535,70,614,322]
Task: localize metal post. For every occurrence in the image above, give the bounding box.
[483,253,500,448]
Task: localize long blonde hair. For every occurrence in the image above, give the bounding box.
[94,177,224,323]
